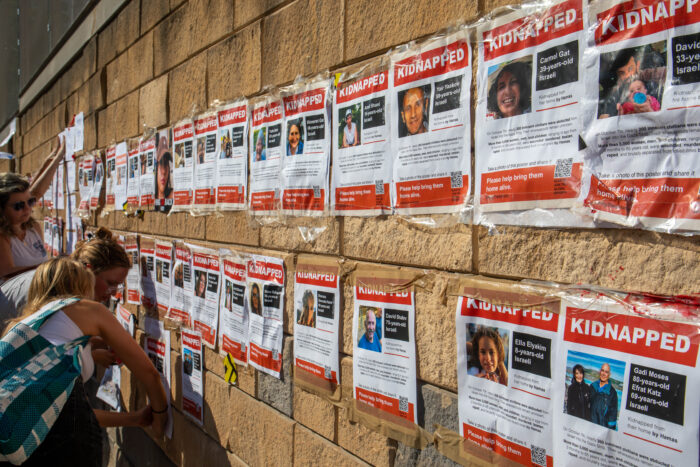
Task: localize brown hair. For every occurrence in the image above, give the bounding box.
[469,327,506,369]
[71,227,131,274]
[0,172,38,237]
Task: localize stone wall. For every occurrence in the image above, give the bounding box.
[15,1,700,466]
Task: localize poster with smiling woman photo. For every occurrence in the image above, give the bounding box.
[486,56,533,120]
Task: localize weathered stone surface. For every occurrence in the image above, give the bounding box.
[338,357,397,466]
[346,0,479,60]
[141,0,170,32]
[84,112,97,150]
[168,53,207,123]
[139,75,169,129]
[203,346,257,397]
[125,32,154,94]
[114,90,141,142]
[234,0,286,28]
[260,217,340,254]
[108,425,175,467]
[295,424,369,466]
[477,226,700,296]
[153,5,193,76]
[171,350,182,408]
[189,0,234,54]
[115,0,141,54]
[395,445,460,467]
[261,0,344,86]
[97,105,115,148]
[293,385,336,441]
[206,22,261,102]
[227,387,295,467]
[205,211,258,246]
[106,53,128,104]
[88,72,105,113]
[165,211,206,240]
[203,370,231,445]
[257,335,293,416]
[422,384,458,432]
[343,216,472,272]
[97,20,117,70]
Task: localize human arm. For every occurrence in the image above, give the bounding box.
[93,406,153,427]
[0,235,39,279]
[352,126,358,146]
[29,136,66,199]
[342,131,348,148]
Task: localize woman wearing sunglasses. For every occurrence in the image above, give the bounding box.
[0,137,65,281]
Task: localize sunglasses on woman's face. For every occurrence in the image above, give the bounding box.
[12,197,37,211]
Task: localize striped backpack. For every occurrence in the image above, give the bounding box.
[0,297,89,465]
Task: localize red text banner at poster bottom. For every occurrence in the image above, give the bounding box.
[194,188,214,206]
[221,335,247,364]
[395,175,468,209]
[168,308,191,327]
[295,358,338,384]
[282,188,325,211]
[126,196,138,207]
[249,343,282,373]
[140,195,154,208]
[250,191,276,212]
[480,163,582,204]
[173,190,192,206]
[183,398,202,421]
[463,424,553,467]
[217,186,245,205]
[584,177,700,220]
[193,321,216,347]
[157,302,168,315]
[355,387,415,422]
[334,184,391,211]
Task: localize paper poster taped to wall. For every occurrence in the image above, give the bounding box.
[168,242,193,327]
[216,100,248,211]
[154,128,173,213]
[126,140,140,211]
[104,145,117,213]
[139,136,156,210]
[249,93,284,215]
[171,119,195,212]
[143,316,173,439]
[113,141,128,211]
[139,236,157,312]
[181,329,204,425]
[116,303,135,337]
[191,246,221,348]
[193,112,218,213]
[154,240,173,317]
[124,234,140,305]
[219,255,249,365]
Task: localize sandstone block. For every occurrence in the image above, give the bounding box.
[97,105,115,148]
[170,0,186,9]
[141,0,170,32]
[98,21,117,69]
[106,52,128,104]
[153,5,193,76]
[114,90,140,142]
[204,211,258,246]
[477,226,700,296]
[346,0,479,61]
[257,335,293,416]
[203,370,232,445]
[126,32,154,94]
[189,0,234,55]
[260,217,340,255]
[168,53,207,123]
[171,350,182,409]
[294,424,369,466]
[343,216,472,272]
[422,384,458,432]
[109,425,176,467]
[88,72,105,113]
[395,445,460,467]
[293,385,336,441]
[115,0,141,54]
[165,211,206,240]
[234,0,286,28]
[206,22,261,102]
[261,0,344,86]
[338,356,397,466]
[227,387,295,467]
[84,112,97,150]
[84,37,97,78]
[203,346,257,397]
[139,75,169,129]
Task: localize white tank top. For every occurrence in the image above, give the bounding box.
[38,310,94,382]
[344,122,356,145]
[10,228,47,268]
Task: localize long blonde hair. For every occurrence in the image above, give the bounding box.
[3,258,95,335]
[0,172,38,236]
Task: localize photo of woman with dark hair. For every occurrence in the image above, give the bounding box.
[287,120,304,156]
[566,364,592,420]
[487,59,532,119]
[296,289,316,328]
[249,283,262,316]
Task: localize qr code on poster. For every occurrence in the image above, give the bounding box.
[399,396,408,413]
[324,366,331,379]
[554,158,573,178]
[450,171,463,189]
[313,186,321,198]
[375,180,384,195]
[530,445,546,467]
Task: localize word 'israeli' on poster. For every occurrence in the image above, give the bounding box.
[352,279,418,424]
[124,234,140,304]
[154,240,172,317]
[475,0,586,220]
[249,93,283,215]
[116,303,135,337]
[455,279,559,467]
[216,100,248,210]
[181,329,204,425]
[581,0,700,232]
[168,242,193,327]
[280,77,332,215]
[193,112,218,213]
[332,59,392,215]
[293,255,340,398]
[143,316,173,438]
[390,28,471,215]
[171,119,195,212]
[246,255,285,378]
[191,246,221,348]
[219,255,249,365]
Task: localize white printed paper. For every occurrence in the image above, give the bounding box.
[181,329,204,425]
[219,256,249,365]
[191,246,221,348]
[249,94,284,215]
[215,101,248,210]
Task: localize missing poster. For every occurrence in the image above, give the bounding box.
[191,246,221,348]
[104,145,117,213]
[193,112,218,213]
[167,242,193,327]
[154,128,173,213]
[171,119,195,212]
[390,28,472,215]
[116,303,135,337]
[181,329,204,425]
[246,255,285,378]
[113,141,128,211]
[215,100,248,210]
[124,234,140,305]
[89,152,104,213]
[332,59,393,215]
[126,140,140,211]
[139,236,157,312]
[249,93,284,215]
[293,255,340,398]
[139,136,156,210]
[219,255,249,365]
[143,316,173,439]
[154,240,173,318]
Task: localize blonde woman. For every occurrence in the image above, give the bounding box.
[1,257,168,465]
[0,136,65,280]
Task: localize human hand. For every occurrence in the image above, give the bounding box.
[91,348,118,367]
[135,406,153,427]
[633,100,653,113]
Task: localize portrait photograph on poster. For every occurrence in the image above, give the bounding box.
[252,128,266,162]
[397,84,431,137]
[486,56,533,120]
[357,305,383,353]
[296,289,317,328]
[286,118,304,156]
[337,104,362,148]
[466,324,510,386]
